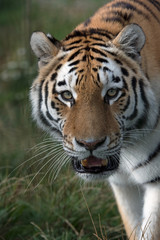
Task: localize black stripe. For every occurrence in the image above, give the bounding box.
[78,69,84,73]
[82,55,87,61]
[84,46,90,51]
[134,112,148,129]
[104,16,125,26]
[90,55,94,60]
[52,83,58,95]
[104,50,117,57]
[51,72,57,81]
[112,75,121,83]
[132,77,137,93]
[119,92,126,100]
[146,142,160,162]
[65,45,83,51]
[147,0,160,12]
[139,79,149,109]
[67,39,82,45]
[91,48,108,58]
[39,80,45,108]
[51,101,59,112]
[88,28,114,38]
[68,49,81,61]
[132,68,137,74]
[114,59,123,66]
[46,111,55,121]
[83,40,90,44]
[77,75,84,85]
[57,56,65,62]
[75,76,79,85]
[126,77,137,120]
[95,57,109,64]
[93,77,101,87]
[103,66,112,72]
[45,82,49,109]
[132,79,149,129]
[111,1,148,19]
[111,10,133,22]
[60,121,64,130]
[130,0,160,23]
[92,68,97,72]
[45,82,56,121]
[121,67,129,77]
[154,0,160,10]
[39,112,60,133]
[134,142,160,169]
[38,80,52,128]
[97,73,100,83]
[47,35,61,48]
[65,31,85,41]
[90,37,104,41]
[90,35,112,41]
[65,29,114,41]
[55,64,62,71]
[69,67,77,73]
[38,80,61,133]
[39,113,52,127]
[69,60,80,66]
[123,96,130,111]
[122,77,128,90]
[58,80,66,86]
[145,177,160,184]
[91,43,109,48]
[57,118,61,123]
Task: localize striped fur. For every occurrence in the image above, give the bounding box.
[30,0,160,239]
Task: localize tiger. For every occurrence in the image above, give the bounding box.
[30,0,160,239]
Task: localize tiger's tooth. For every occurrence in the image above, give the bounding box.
[102,159,108,166]
[81,159,88,167]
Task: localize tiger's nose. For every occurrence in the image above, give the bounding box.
[75,138,106,151]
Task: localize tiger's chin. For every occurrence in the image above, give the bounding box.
[72,155,119,181]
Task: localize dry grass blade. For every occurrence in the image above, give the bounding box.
[31,222,49,240]
[81,188,98,237]
[62,217,80,237]
[99,214,107,240]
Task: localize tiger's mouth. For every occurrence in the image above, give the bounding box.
[72,155,119,174]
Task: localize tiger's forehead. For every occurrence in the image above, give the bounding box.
[55,51,124,98]
[51,32,131,96]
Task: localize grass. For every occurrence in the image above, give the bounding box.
[0,0,126,239]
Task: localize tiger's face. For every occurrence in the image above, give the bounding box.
[55,49,123,179]
[30,24,157,180]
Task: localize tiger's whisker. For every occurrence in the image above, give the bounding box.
[49,155,71,183]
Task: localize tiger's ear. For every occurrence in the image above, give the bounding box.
[30,32,61,68]
[113,24,146,62]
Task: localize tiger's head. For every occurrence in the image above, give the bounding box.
[30,24,158,181]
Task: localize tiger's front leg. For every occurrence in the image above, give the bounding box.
[111,183,144,240]
[140,184,160,240]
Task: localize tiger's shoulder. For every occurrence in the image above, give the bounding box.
[73,0,160,83]
[76,0,160,34]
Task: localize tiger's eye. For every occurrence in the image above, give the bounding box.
[61,91,73,101]
[106,88,118,98]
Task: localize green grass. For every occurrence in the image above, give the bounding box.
[0,1,126,239]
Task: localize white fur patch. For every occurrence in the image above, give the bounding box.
[56,62,77,104]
